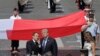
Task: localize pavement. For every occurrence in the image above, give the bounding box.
[0,0,100,56]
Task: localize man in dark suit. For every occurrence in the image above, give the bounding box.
[40,29,58,56]
[26,32,40,56]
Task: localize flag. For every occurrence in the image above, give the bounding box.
[0,11,86,40]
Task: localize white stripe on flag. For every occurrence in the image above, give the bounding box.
[0,19,14,39]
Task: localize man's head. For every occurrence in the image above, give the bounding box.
[13,8,19,17]
[89,13,94,22]
[84,7,91,16]
[87,14,94,26]
[41,29,49,38]
[32,32,39,41]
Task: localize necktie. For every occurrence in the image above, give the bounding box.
[42,38,47,50]
[35,41,38,46]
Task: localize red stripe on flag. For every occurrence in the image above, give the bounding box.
[7,11,86,40]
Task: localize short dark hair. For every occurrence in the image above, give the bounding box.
[89,13,94,18]
[13,8,19,12]
[32,32,38,36]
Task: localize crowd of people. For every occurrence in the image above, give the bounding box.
[5,0,100,56]
[75,0,100,56]
[17,0,58,13]
[9,8,58,56]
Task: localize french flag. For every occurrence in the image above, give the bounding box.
[0,11,86,40]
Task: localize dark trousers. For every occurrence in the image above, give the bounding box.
[26,45,39,55]
[11,40,19,51]
[50,0,56,13]
[81,32,85,49]
[78,0,86,10]
[18,1,25,13]
[93,37,96,41]
[26,49,38,55]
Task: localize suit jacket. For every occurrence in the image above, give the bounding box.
[40,37,58,56]
[26,40,40,55]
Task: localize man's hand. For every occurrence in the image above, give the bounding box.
[81,25,88,31]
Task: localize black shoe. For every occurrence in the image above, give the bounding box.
[50,11,55,13]
[11,50,14,52]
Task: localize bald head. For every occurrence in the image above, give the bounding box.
[41,29,49,37]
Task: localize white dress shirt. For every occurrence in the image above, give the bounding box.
[33,39,36,43]
[86,22,100,37]
[10,15,22,19]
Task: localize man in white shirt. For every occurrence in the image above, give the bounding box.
[84,8,96,22]
[86,16,100,43]
[81,8,97,49]
[81,7,91,49]
[10,8,22,19]
[82,15,100,43]
[10,8,22,53]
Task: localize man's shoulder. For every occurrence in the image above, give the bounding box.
[16,15,22,19]
[10,16,13,17]
[27,40,33,43]
[10,16,14,19]
[93,22,97,25]
[48,37,55,41]
[92,22,98,27]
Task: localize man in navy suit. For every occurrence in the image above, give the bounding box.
[40,29,58,56]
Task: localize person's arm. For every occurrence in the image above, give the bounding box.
[91,42,96,56]
[81,25,88,32]
[96,33,100,43]
[37,39,42,55]
[52,39,58,56]
[96,25,100,43]
[38,39,42,55]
